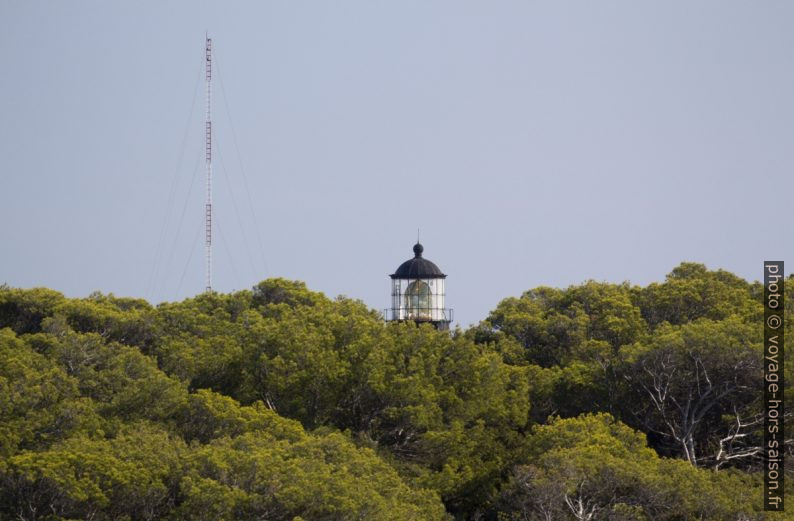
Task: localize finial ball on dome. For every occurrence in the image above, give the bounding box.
[413,243,424,257]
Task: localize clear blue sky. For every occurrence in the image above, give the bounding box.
[1,1,792,327]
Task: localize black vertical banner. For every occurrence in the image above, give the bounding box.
[764,261,784,511]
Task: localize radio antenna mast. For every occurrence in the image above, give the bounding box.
[204,34,213,293]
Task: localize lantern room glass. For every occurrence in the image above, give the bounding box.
[391,278,447,322]
[405,280,431,319]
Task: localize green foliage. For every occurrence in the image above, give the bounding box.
[177,432,448,521]
[252,278,324,309]
[620,317,763,466]
[485,281,646,367]
[361,325,530,513]
[0,265,787,520]
[176,389,304,444]
[26,326,187,424]
[632,262,761,327]
[1,423,185,520]
[0,328,97,457]
[481,263,785,474]
[0,287,66,334]
[494,414,774,520]
[0,289,450,520]
[233,285,530,513]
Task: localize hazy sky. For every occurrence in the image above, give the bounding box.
[1,1,792,327]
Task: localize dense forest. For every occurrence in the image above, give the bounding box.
[0,262,791,520]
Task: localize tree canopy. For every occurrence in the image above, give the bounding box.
[0,264,790,520]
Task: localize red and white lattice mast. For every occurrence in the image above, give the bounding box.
[204,35,213,293]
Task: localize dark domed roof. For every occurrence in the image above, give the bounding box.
[390,243,446,279]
